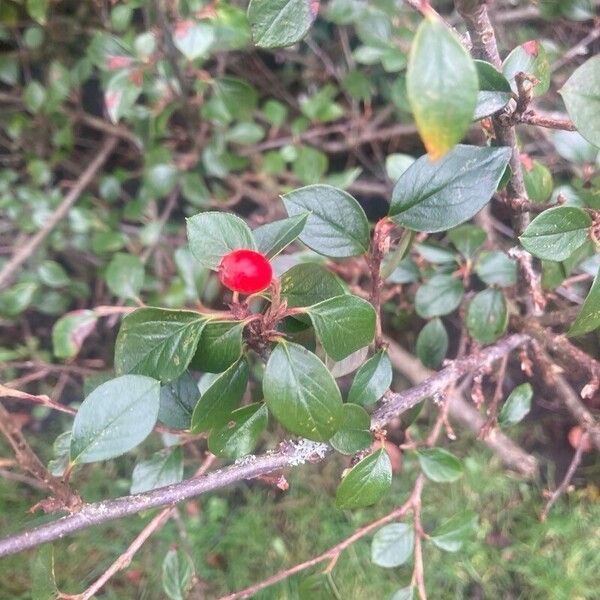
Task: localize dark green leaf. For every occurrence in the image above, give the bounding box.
[208,403,268,459]
[190,320,244,373]
[31,545,57,600]
[263,341,343,441]
[329,403,372,455]
[283,184,370,257]
[306,294,376,360]
[106,253,144,299]
[48,430,72,477]
[476,251,517,287]
[186,211,256,270]
[158,372,199,429]
[371,523,414,568]
[247,0,319,49]
[553,130,598,164]
[473,91,512,120]
[415,243,457,265]
[499,383,533,426]
[253,213,309,258]
[502,40,550,97]
[115,308,208,383]
[523,160,553,202]
[38,260,69,288]
[430,511,478,552]
[389,145,512,232]
[70,375,160,464]
[448,225,486,259]
[415,275,464,318]
[416,318,448,369]
[466,289,508,344]
[162,549,194,600]
[519,206,592,261]
[406,17,477,159]
[569,269,600,336]
[0,282,38,317]
[191,358,248,433]
[335,449,392,509]
[417,448,463,483]
[130,447,184,494]
[474,60,512,92]
[52,310,98,359]
[347,350,392,407]
[281,263,346,308]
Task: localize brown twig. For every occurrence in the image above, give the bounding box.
[517,111,576,131]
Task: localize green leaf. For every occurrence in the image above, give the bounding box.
[371,523,414,568]
[104,69,141,123]
[519,206,592,261]
[209,77,258,123]
[115,308,208,383]
[283,185,370,257]
[263,341,343,441]
[391,587,415,600]
[0,281,38,318]
[386,153,415,181]
[502,40,550,97]
[347,350,392,407]
[253,213,309,258]
[569,269,600,336]
[190,320,244,373]
[406,16,477,159]
[430,511,478,552]
[523,160,553,202]
[27,0,48,24]
[281,263,346,308]
[130,447,184,494]
[158,372,199,429]
[208,403,268,459]
[415,275,464,318]
[466,289,508,344]
[553,130,598,164]
[23,80,46,113]
[225,121,265,145]
[448,225,486,259]
[191,358,248,433]
[48,430,72,477]
[335,449,392,509]
[499,383,533,426]
[329,403,372,455]
[52,310,98,359]
[417,448,463,483]
[389,145,512,232]
[306,294,376,360]
[70,375,160,464]
[105,253,144,299]
[38,260,70,288]
[476,251,517,287]
[473,91,512,121]
[415,243,457,265]
[31,545,57,600]
[560,55,600,148]
[173,20,215,60]
[416,318,448,369]
[186,211,257,270]
[247,0,319,49]
[162,549,194,600]
[474,60,512,92]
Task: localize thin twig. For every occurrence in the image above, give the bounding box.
[517,111,576,131]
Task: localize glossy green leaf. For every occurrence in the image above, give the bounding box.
[329,403,372,455]
[190,320,244,373]
[476,251,517,287]
[415,275,464,318]
[417,448,463,483]
[186,211,256,270]
[416,318,448,369]
[162,549,194,600]
[263,341,343,441]
[247,0,319,49]
[430,511,478,552]
[499,383,533,426]
[283,184,370,257]
[105,253,144,299]
[371,523,414,568]
[115,308,207,383]
[406,17,477,159]
[519,206,592,261]
[281,263,346,308]
[475,60,512,92]
[415,243,457,265]
[306,294,376,360]
[389,145,512,232]
[52,310,97,359]
[502,40,550,97]
[0,282,38,318]
[569,269,600,336]
[191,358,248,433]
[335,449,392,509]
[473,91,512,121]
[208,403,268,459]
[466,289,508,344]
[130,447,184,494]
[38,260,69,288]
[70,375,160,464]
[158,372,199,429]
[448,225,486,259]
[253,213,309,258]
[523,160,553,202]
[347,350,392,407]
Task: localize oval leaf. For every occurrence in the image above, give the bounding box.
[263,341,343,441]
[415,275,464,318]
[70,375,160,464]
[371,523,414,568]
[52,310,98,359]
[569,269,600,337]
[190,320,244,373]
[498,383,533,426]
[430,511,478,553]
[347,349,393,407]
[158,372,199,429]
[329,403,372,455]
[466,289,508,344]
[106,253,144,299]
[502,39,550,97]
[130,447,184,494]
[281,263,346,308]
[253,213,309,258]
[417,448,463,483]
[416,318,448,369]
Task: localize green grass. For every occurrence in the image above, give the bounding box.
[1,448,599,599]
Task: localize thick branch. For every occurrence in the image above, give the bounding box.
[0,334,530,557]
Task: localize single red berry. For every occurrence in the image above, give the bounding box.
[218,249,273,294]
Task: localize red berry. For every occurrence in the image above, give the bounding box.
[218,249,273,294]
